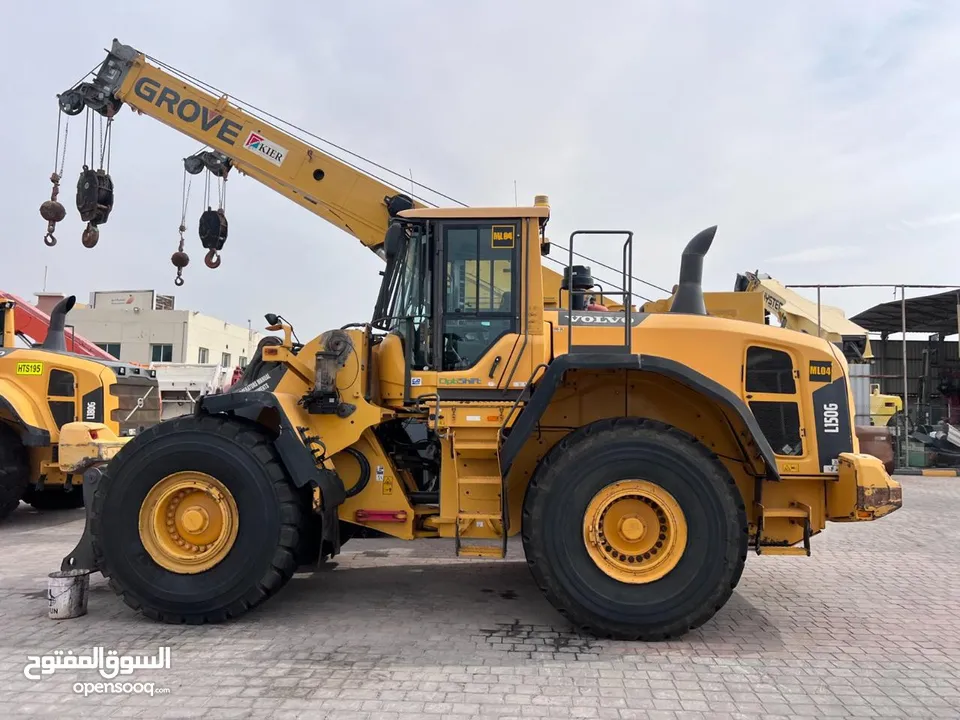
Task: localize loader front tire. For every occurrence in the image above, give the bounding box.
[90,414,308,624]
[522,417,747,640]
[0,424,29,520]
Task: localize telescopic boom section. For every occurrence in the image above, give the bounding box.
[57,39,602,309]
[58,39,419,256]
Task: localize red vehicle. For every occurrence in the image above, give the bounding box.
[0,291,115,360]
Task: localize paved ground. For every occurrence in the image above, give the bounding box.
[0,478,958,719]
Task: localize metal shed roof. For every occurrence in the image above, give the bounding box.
[850,290,960,335]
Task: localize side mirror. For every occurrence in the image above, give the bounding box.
[383,222,405,262]
[264,313,280,326]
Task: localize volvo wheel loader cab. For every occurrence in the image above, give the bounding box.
[65,197,901,639]
[0,295,161,520]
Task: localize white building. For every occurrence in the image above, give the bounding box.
[36,289,264,370]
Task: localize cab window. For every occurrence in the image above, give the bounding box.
[441,223,517,371]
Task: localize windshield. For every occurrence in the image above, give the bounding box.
[393,231,428,321]
[373,224,431,336]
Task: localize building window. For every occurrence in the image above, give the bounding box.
[239,356,248,369]
[745,346,796,394]
[151,344,173,363]
[198,347,209,364]
[221,352,231,367]
[95,342,121,358]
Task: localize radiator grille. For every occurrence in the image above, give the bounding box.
[110,377,162,436]
[749,400,803,456]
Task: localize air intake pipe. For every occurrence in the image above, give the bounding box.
[668,226,716,316]
[41,295,77,352]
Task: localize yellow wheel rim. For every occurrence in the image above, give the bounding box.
[138,471,239,574]
[583,479,687,584]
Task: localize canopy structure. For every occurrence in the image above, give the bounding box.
[851,290,960,337]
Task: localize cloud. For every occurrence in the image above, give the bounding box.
[899,212,960,229]
[765,246,865,265]
[2,0,959,336]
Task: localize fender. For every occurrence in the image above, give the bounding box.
[500,353,780,480]
[196,391,346,508]
[0,393,50,447]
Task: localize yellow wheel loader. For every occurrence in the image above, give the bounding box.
[0,295,161,520]
[57,210,901,639]
[50,41,901,639]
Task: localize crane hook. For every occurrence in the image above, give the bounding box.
[81,223,100,248]
[204,249,221,269]
[171,224,190,287]
[39,172,66,248]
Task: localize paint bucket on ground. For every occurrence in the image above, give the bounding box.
[47,569,91,619]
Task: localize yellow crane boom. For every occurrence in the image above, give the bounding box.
[60,40,419,255]
[58,39,590,308]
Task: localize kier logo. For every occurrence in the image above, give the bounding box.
[243,132,287,167]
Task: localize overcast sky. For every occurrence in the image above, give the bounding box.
[3,1,958,338]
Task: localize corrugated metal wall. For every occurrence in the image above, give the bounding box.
[867,337,959,424]
[870,338,958,396]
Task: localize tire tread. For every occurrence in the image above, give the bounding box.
[0,424,29,520]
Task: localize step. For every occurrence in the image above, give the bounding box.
[455,513,507,559]
[458,477,503,515]
[760,507,809,519]
[457,544,505,559]
[454,440,500,458]
[755,546,809,557]
[456,512,503,527]
[458,476,502,486]
[754,502,812,557]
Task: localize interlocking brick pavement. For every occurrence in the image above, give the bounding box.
[1,478,959,719]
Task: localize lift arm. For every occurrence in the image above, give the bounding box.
[58,39,587,307]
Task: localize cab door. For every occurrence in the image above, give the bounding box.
[430,219,531,399]
[741,344,814,475]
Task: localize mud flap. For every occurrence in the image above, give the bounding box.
[321,503,341,557]
[59,466,103,573]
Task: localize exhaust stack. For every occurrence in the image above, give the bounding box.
[41,295,77,352]
[669,226,716,316]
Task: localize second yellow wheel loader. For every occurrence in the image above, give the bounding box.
[1,295,160,520]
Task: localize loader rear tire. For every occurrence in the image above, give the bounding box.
[0,424,29,520]
[521,417,747,641]
[89,414,308,624]
[23,486,85,510]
